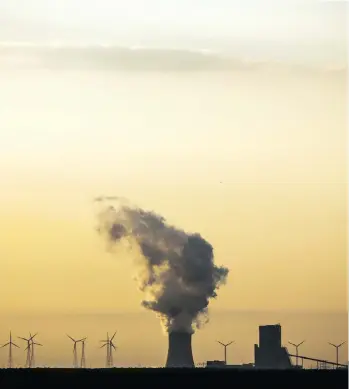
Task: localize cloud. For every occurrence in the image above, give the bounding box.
[0,43,345,73]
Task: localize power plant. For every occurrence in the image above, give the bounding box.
[0,324,347,369]
[165,332,195,368]
[254,324,292,369]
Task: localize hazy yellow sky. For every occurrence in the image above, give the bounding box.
[0,68,346,313]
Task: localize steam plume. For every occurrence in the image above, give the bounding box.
[96,197,229,333]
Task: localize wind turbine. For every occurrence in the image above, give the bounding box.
[67,335,83,368]
[101,333,110,368]
[288,340,305,367]
[217,340,234,365]
[1,332,19,368]
[29,333,42,368]
[80,338,87,368]
[101,332,117,368]
[18,333,37,367]
[108,332,117,367]
[329,342,346,368]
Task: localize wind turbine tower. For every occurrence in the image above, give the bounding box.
[18,333,37,368]
[329,342,346,368]
[288,340,305,367]
[109,332,117,367]
[67,335,82,368]
[1,332,19,368]
[81,338,87,368]
[217,340,234,365]
[29,333,42,368]
[101,332,117,368]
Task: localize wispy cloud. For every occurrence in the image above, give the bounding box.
[0,43,345,73]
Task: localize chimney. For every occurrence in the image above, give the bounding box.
[165,331,195,368]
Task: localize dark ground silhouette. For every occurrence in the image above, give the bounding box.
[0,368,347,389]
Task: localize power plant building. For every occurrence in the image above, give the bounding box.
[254,324,292,369]
[165,332,195,368]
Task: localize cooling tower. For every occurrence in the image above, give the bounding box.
[165,331,195,368]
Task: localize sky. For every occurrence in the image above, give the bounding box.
[0,0,347,65]
[0,0,347,367]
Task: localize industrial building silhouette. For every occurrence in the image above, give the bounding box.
[166,332,195,368]
[254,324,292,369]
[206,324,347,369]
[207,324,291,369]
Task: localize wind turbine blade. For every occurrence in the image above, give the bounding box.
[30,333,38,340]
[217,341,224,346]
[67,335,75,342]
[18,337,29,341]
[1,343,10,348]
[299,340,305,346]
[12,343,20,348]
[101,343,107,348]
[339,342,346,347]
[227,341,234,346]
[329,342,336,347]
[33,342,43,346]
[289,342,297,347]
[111,343,116,350]
[111,332,116,341]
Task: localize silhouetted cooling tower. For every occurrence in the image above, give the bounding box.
[165,331,195,368]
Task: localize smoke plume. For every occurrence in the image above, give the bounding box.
[95,197,229,333]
